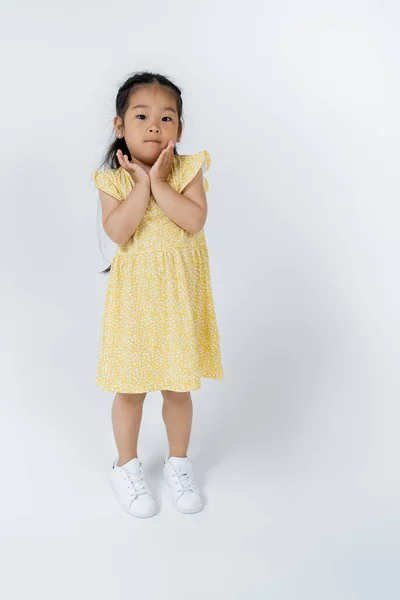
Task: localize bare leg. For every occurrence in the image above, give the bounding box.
[161,390,193,458]
[111,392,146,466]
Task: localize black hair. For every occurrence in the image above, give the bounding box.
[95,71,184,275]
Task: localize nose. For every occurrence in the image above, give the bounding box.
[149,123,160,133]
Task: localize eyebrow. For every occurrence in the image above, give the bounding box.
[131,104,177,114]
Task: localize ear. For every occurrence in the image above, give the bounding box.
[113,115,123,137]
[177,121,182,142]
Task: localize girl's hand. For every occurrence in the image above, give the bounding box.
[116,149,150,185]
[149,140,175,183]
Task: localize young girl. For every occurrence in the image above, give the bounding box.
[92,71,224,518]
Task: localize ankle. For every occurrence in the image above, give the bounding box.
[117,455,138,466]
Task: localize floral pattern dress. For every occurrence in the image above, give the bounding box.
[92,150,224,393]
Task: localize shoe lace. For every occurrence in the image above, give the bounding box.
[172,467,199,495]
[123,469,148,498]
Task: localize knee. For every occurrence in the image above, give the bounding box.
[161,390,191,403]
[117,392,147,403]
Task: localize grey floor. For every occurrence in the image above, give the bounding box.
[2,365,398,600]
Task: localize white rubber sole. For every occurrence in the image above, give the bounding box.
[110,479,157,518]
[161,474,204,514]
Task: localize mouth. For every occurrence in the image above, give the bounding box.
[144,140,161,144]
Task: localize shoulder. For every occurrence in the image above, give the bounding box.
[92,167,132,201]
[175,150,211,172]
[92,167,118,186]
[92,167,128,183]
[174,150,211,193]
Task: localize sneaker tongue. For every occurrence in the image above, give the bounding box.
[121,457,142,473]
[169,457,189,471]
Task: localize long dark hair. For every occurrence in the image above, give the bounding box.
[96,71,184,275]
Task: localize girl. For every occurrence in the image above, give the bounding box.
[92,71,224,518]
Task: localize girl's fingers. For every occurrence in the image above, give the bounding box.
[117,150,136,171]
[117,150,127,168]
[124,155,135,169]
[117,146,173,175]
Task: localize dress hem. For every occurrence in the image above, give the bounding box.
[96,374,224,394]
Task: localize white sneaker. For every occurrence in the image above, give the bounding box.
[110,457,157,518]
[162,456,204,514]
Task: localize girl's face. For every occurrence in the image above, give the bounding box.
[114,83,182,167]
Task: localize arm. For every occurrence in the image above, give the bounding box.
[151,168,208,234]
[100,181,151,245]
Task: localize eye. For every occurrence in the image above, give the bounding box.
[136,114,172,121]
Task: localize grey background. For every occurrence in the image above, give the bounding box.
[1,0,399,598]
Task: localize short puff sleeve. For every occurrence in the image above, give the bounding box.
[92,169,124,202]
[179,150,211,194]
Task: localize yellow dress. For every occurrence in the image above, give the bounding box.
[92,150,224,393]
